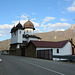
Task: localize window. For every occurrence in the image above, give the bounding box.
[27,30,28,33]
[14,32,16,35]
[23,41,26,43]
[57,49,59,53]
[51,49,53,52]
[20,31,21,34]
[24,32,25,34]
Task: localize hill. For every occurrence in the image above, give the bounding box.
[35,24,75,44]
[0,24,75,50]
[0,39,10,50]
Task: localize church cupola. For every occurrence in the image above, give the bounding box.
[24,18,35,30]
[24,17,35,35]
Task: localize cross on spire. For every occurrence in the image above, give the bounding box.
[19,19,20,23]
[28,16,30,20]
[14,23,15,27]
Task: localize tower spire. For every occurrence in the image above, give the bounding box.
[14,23,15,27]
[28,16,30,21]
[19,19,20,23]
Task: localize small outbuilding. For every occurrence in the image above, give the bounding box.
[25,39,74,60]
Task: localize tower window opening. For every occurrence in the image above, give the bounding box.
[20,31,21,34]
[24,32,25,34]
[27,30,28,33]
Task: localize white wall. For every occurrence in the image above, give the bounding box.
[28,37,40,42]
[53,42,72,55]
[36,42,72,56]
[11,29,23,44]
[17,30,23,43]
[11,28,39,44]
[22,38,28,42]
[24,29,33,35]
[11,31,18,44]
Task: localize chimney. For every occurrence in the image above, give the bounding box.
[71,38,74,55]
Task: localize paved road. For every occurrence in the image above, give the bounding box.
[0,55,75,75]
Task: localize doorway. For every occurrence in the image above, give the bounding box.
[21,47,25,56]
[37,49,53,60]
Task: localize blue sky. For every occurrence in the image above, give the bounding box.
[0,0,75,41]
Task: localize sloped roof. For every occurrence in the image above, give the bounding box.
[10,22,23,33]
[29,40,69,48]
[16,22,23,30]
[10,26,16,33]
[23,34,41,39]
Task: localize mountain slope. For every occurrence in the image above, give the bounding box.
[0,39,11,50]
[35,29,75,43]
[0,24,75,50]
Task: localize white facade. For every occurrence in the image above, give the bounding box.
[24,29,34,35]
[11,25,40,44]
[11,29,23,44]
[28,37,40,42]
[11,30,18,44]
[36,42,72,60]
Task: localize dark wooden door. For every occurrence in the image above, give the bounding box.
[50,49,53,60]
[21,47,25,56]
[44,50,49,60]
[37,50,53,60]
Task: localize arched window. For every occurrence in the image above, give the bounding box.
[51,49,53,52]
[20,31,21,34]
[27,30,28,33]
[24,32,25,34]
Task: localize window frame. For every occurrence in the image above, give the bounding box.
[20,31,21,34]
[57,49,59,53]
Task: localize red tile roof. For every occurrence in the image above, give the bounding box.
[30,40,69,48]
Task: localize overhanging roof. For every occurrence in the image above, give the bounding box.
[29,40,69,48]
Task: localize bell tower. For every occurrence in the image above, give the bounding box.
[23,18,40,42]
[23,17,35,36]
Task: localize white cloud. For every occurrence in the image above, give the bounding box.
[67,6,75,12]
[32,12,36,15]
[0,24,13,29]
[31,18,37,21]
[56,29,65,31]
[21,15,28,19]
[49,23,70,27]
[0,34,2,36]
[60,18,68,21]
[58,1,61,5]
[0,29,10,37]
[12,19,39,27]
[64,0,71,1]
[40,22,70,32]
[34,28,42,33]
[12,20,27,25]
[62,11,66,14]
[72,0,75,6]
[67,0,75,12]
[32,21,39,27]
[42,17,56,25]
[0,31,4,33]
